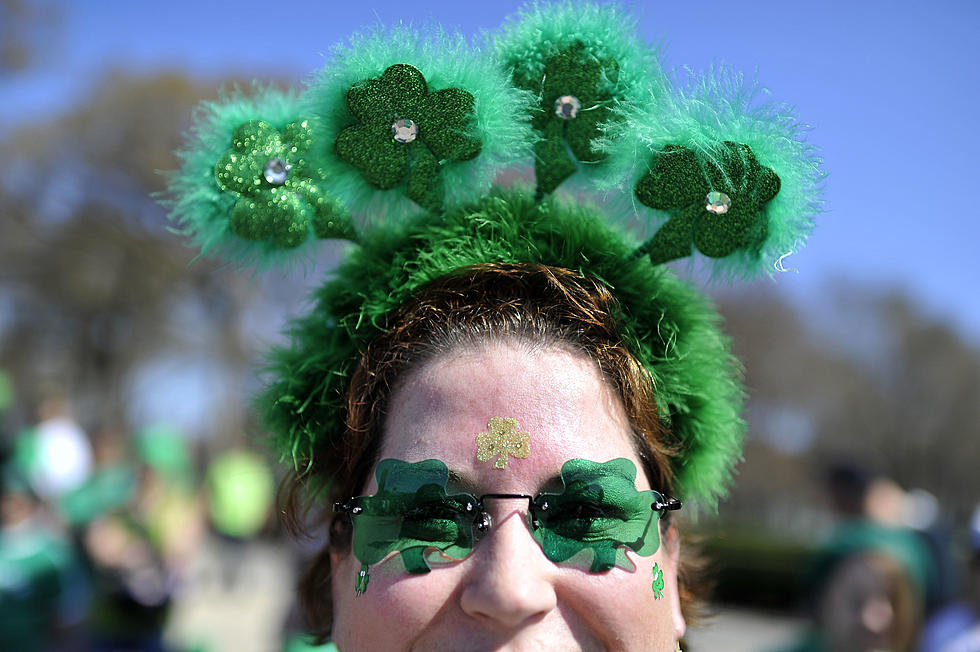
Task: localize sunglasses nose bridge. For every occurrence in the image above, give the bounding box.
[473,493,537,534]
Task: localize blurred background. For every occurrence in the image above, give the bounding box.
[2,1,978,650]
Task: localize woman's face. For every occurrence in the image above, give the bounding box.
[331,341,684,651]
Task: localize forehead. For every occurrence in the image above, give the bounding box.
[378,341,645,491]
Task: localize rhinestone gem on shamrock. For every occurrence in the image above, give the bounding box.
[633,141,782,265]
[334,64,482,213]
[512,42,620,196]
[214,119,353,249]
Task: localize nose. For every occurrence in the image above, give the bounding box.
[459,502,558,629]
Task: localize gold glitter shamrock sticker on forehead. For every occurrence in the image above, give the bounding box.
[476,417,530,469]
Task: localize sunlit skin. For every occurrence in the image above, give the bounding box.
[331,341,684,651]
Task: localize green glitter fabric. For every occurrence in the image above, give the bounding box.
[495,1,666,197]
[634,142,782,265]
[308,25,535,224]
[599,63,822,278]
[513,42,619,195]
[165,86,355,268]
[216,119,353,248]
[335,64,481,213]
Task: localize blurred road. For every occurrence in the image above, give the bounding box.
[685,606,806,652]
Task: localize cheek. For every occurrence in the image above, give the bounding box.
[331,548,679,650]
[332,552,461,649]
[568,555,676,649]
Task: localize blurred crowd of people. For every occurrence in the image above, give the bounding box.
[772,463,980,652]
[0,375,327,652]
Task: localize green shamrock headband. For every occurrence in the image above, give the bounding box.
[164,1,823,511]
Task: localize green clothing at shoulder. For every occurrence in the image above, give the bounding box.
[0,523,79,651]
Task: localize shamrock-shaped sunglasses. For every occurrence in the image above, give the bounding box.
[334,457,681,596]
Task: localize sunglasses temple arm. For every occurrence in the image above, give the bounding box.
[653,497,683,512]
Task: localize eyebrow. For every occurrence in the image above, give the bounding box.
[446,469,479,494]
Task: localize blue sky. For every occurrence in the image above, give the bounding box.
[5,0,979,345]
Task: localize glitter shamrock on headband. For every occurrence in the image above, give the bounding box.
[497,2,659,201]
[512,41,619,196]
[633,141,782,265]
[334,63,482,213]
[214,119,354,249]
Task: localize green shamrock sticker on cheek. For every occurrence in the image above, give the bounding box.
[652,561,665,599]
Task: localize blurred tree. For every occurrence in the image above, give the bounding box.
[846,292,980,517]
[715,285,980,529]
[0,0,62,74]
[0,72,307,445]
